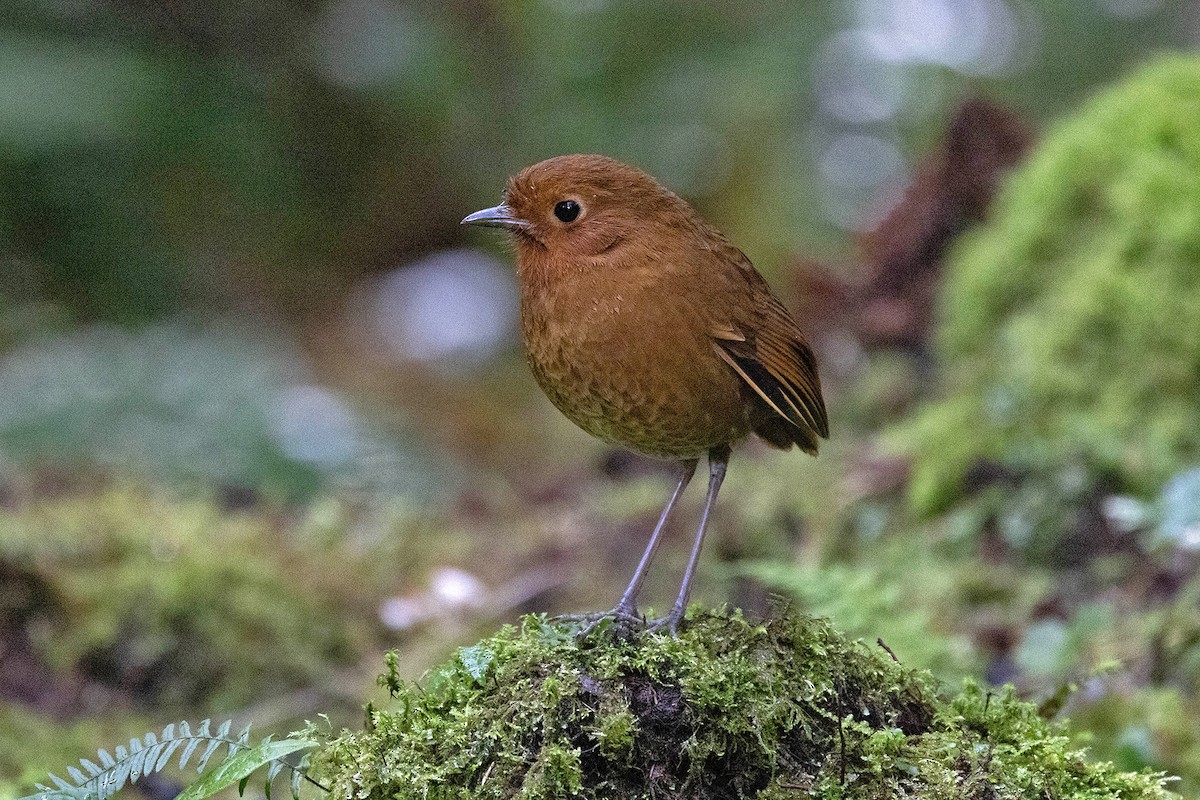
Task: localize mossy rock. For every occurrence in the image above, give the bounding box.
[0,485,378,710]
[900,55,1200,513]
[314,611,1172,799]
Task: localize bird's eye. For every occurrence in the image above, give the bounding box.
[553,200,581,223]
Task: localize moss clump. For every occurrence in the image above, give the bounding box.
[0,484,380,709]
[313,611,1172,799]
[900,55,1200,513]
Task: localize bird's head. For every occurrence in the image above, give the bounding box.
[462,154,691,262]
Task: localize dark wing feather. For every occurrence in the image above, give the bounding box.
[699,232,829,451]
[712,301,829,452]
[752,296,829,437]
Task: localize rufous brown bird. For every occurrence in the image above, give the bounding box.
[462,154,828,633]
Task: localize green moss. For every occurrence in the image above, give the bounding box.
[312,610,1172,799]
[899,55,1200,513]
[0,485,383,709]
[594,694,636,759]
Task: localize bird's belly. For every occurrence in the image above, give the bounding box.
[523,303,751,459]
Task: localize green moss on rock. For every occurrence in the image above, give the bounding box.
[900,55,1200,513]
[0,485,379,709]
[313,611,1173,799]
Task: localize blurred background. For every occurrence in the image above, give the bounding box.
[2,0,1200,795]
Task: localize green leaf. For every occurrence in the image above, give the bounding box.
[174,739,316,800]
[0,35,153,153]
[195,739,222,773]
[457,644,494,684]
[289,762,304,800]
[156,739,183,773]
[179,736,202,770]
[15,719,309,800]
[237,724,252,748]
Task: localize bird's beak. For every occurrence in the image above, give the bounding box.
[461,204,528,231]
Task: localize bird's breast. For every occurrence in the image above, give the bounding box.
[519,268,751,458]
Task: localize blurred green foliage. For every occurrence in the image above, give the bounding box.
[741,543,984,680]
[0,3,460,321]
[0,319,437,499]
[2,1,1193,328]
[902,55,1200,514]
[1072,686,1200,784]
[0,485,385,710]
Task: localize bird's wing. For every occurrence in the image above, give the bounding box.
[709,273,829,439]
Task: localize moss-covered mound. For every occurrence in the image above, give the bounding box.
[901,55,1200,513]
[0,485,379,710]
[314,611,1172,799]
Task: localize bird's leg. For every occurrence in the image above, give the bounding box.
[610,458,699,618]
[650,445,730,635]
[571,458,697,636]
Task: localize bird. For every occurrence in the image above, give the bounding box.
[462,154,828,634]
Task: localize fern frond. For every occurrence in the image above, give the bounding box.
[18,720,318,800]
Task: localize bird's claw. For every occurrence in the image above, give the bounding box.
[554,603,689,639]
[645,605,686,636]
[554,604,645,640]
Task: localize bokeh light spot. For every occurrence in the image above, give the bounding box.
[369,249,518,368]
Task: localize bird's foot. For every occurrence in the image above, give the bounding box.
[645,604,687,636]
[554,603,645,640]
